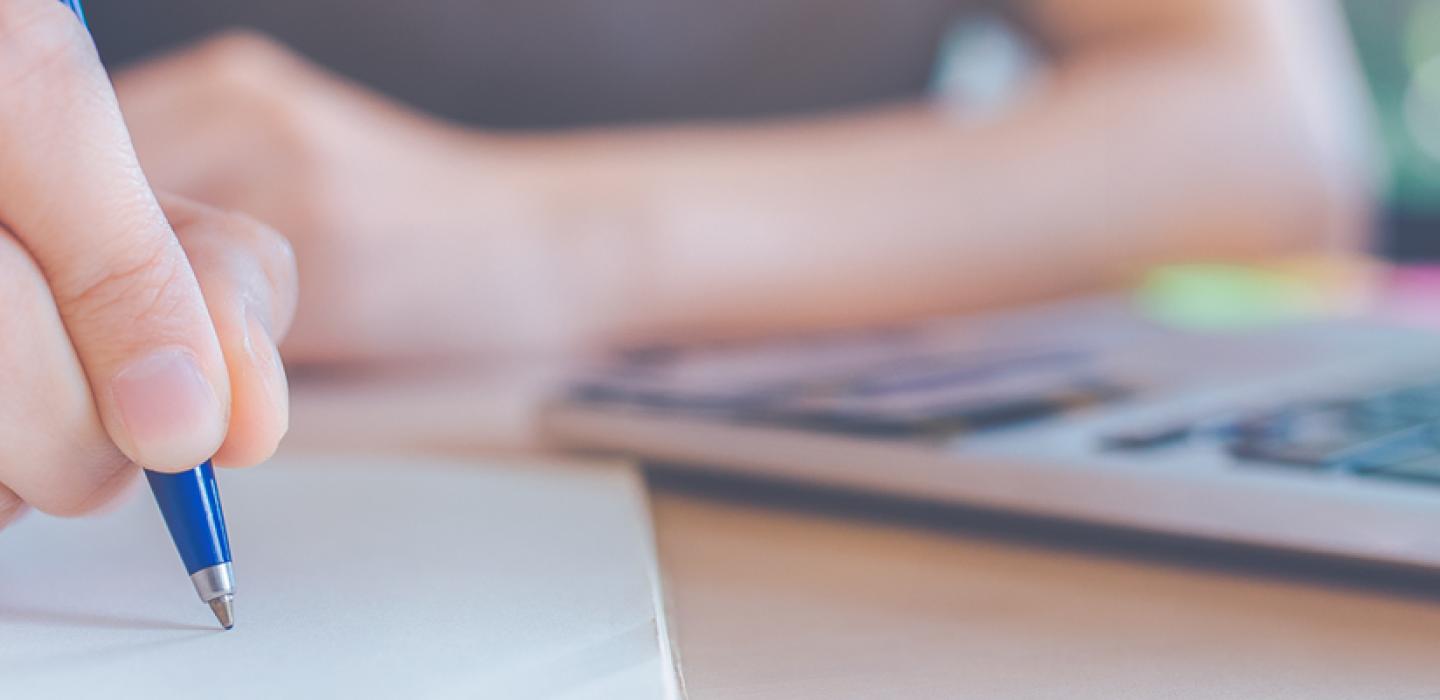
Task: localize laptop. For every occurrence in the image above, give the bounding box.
[543,4,1440,569]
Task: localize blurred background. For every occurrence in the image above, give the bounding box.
[88,1,1004,127]
[1345,0,1440,258]
[78,1,1440,359]
[87,1,1437,251]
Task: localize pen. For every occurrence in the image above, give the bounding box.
[146,463,236,630]
[58,0,237,631]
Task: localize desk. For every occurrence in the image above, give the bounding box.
[288,366,1440,699]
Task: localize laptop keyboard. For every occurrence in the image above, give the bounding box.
[578,351,1440,487]
[1103,380,1440,484]
[576,347,1136,438]
[570,299,1440,489]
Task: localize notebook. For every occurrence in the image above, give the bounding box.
[0,454,679,699]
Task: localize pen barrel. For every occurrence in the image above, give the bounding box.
[145,461,233,575]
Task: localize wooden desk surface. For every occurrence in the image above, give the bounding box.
[287,367,1440,700]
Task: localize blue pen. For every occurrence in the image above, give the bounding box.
[60,0,237,631]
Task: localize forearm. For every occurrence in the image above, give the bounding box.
[109,6,1373,365]
[518,34,1368,347]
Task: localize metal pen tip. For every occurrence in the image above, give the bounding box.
[208,595,235,630]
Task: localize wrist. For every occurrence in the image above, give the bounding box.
[495,135,660,353]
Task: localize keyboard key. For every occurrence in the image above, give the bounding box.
[1227,439,1355,468]
[1355,455,1440,484]
[760,380,1128,438]
[1101,423,1194,451]
[1343,424,1440,471]
[1224,404,1361,467]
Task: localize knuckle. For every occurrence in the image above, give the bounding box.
[0,0,92,91]
[191,30,291,89]
[183,208,298,292]
[61,237,192,330]
[205,28,286,58]
[184,31,320,145]
[229,213,298,288]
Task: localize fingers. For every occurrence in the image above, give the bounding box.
[0,0,230,471]
[164,196,298,468]
[0,198,293,530]
[0,227,135,520]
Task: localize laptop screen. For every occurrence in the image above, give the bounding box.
[1344,0,1440,256]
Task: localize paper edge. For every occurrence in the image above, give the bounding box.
[620,467,687,700]
[277,448,685,697]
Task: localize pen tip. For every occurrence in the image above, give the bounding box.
[209,595,235,630]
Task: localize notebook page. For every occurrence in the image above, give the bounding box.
[0,455,677,699]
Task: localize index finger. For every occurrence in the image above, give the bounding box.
[0,0,231,470]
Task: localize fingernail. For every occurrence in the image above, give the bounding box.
[111,348,225,469]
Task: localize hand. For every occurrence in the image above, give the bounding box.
[0,2,295,529]
[114,32,582,365]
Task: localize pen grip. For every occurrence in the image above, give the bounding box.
[146,462,233,575]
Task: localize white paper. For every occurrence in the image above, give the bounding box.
[0,454,678,700]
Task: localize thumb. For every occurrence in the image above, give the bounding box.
[0,0,229,470]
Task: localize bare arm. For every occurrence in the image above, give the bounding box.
[116,2,1375,363]
[521,0,1375,345]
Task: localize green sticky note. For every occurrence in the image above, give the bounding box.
[1139,264,1316,329]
